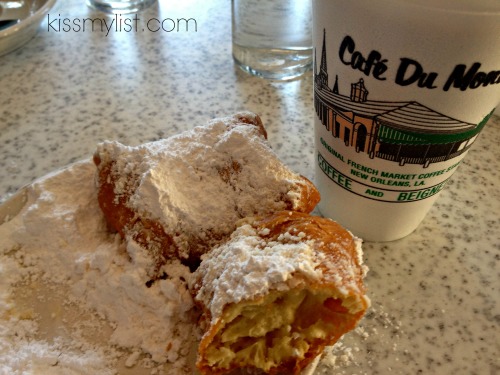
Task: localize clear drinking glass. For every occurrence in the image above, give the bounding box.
[87,0,156,14]
[232,0,313,80]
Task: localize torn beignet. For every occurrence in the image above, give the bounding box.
[193,211,370,375]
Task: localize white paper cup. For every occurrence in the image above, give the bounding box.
[312,0,500,241]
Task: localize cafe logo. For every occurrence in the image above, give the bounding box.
[314,30,491,169]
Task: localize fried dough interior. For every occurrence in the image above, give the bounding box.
[203,287,361,372]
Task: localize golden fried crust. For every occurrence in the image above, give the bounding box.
[294,176,321,214]
[232,112,267,138]
[251,212,365,288]
[195,211,369,375]
[93,156,178,272]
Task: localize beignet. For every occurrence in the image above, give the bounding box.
[93,113,320,273]
[193,211,370,375]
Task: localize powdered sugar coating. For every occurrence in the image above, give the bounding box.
[94,113,317,260]
[0,161,197,374]
[195,223,324,320]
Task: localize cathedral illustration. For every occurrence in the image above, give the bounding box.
[314,30,488,168]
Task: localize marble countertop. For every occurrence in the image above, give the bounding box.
[0,0,498,374]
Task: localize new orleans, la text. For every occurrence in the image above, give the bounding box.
[47,14,197,36]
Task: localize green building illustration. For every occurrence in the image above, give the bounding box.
[314,31,489,168]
